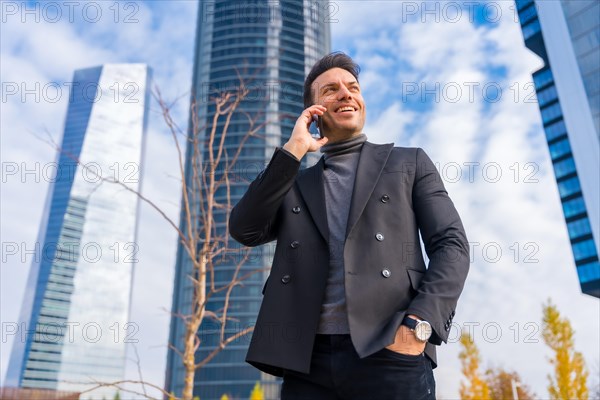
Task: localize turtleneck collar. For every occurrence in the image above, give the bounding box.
[321,134,367,161]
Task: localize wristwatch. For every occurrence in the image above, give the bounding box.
[402,316,432,342]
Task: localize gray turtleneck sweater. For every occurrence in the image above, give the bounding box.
[317,133,368,334]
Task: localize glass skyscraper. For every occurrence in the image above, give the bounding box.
[6,64,152,398]
[516,0,599,297]
[164,1,330,399]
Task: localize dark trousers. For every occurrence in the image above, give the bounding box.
[281,334,436,400]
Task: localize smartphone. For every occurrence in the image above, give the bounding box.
[311,114,323,138]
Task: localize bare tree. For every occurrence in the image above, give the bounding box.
[164,76,268,400]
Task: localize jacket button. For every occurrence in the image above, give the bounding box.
[381,194,390,203]
[290,240,300,249]
[292,206,301,214]
[381,268,391,278]
[375,233,384,241]
[281,275,291,284]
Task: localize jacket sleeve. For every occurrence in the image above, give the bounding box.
[229,148,301,247]
[406,148,470,345]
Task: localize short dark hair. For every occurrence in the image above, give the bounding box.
[303,51,360,108]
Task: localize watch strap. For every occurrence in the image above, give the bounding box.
[401,315,419,330]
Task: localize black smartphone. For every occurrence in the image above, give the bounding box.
[311,114,323,138]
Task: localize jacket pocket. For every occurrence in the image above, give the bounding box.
[406,268,425,291]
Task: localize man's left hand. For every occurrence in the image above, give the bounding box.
[385,315,427,355]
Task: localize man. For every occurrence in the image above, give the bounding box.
[229,52,469,399]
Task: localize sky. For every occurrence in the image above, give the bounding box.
[1,1,599,399]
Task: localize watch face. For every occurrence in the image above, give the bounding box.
[415,321,432,341]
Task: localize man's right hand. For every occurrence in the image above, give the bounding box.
[283,105,329,160]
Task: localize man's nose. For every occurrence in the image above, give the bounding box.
[337,85,352,100]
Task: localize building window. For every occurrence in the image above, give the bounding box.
[544,119,567,141]
[541,102,563,123]
[518,3,537,25]
[578,48,600,76]
[577,261,600,283]
[549,138,572,159]
[567,218,592,240]
[565,4,600,38]
[515,0,534,11]
[589,92,600,116]
[558,176,581,198]
[563,197,586,218]
[537,85,558,107]
[572,30,600,58]
[561,0,597,18]
[572,239,598,261]
[533,68,554,90]
[522,19,541,40]
[553,157,576,179]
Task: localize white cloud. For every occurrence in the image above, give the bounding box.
[5,14,115,79]
[365,102,415,145]
[398,18,485,78]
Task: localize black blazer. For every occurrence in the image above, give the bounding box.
[229,141,469,377]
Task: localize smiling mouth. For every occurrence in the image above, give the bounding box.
[335,106,356,113]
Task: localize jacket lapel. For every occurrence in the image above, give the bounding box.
[296,157,329,243]
[346,142,394,238]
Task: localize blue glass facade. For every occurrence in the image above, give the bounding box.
[6,64,152,398]
[516,0,600,297]
[164,1,330,399]
[561,0,600,139]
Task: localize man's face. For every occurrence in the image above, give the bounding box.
[311,67,366,142]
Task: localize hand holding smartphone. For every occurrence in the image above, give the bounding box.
[283,105,328,160]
